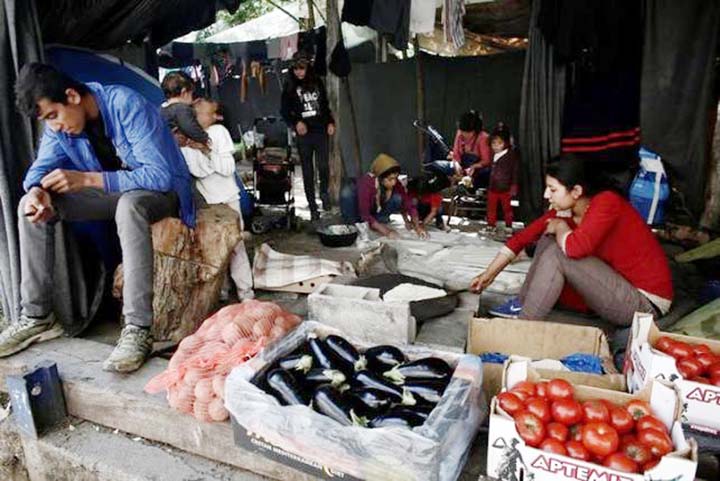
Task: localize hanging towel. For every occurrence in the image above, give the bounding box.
[442,0,465,49]
[410,0,437,34]
[369,0,411,50]
[280,33,299,60]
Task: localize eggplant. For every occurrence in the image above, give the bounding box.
[266,369,310,406]
[313,385,367,427]
[403,380,447,405]
[302,368,347,389]
[369,408,426,429]
[364,345,406,373]
[347,388,396,416]
[307,335,352,373]
[325,335,367,371]
[351,371,416,406]
[383,358,452,385]
[277,353,314,374]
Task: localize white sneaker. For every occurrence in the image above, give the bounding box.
[0,313,63,357]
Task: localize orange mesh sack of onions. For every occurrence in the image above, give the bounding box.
[145,300,301,422]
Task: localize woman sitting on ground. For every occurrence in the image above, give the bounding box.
[470,155,672,326]
[341,154,427,239]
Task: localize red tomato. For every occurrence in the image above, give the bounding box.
[693,376,710,384]
[696,353,717,372]
[625,399,652,420]
[546,422,569,442]
[655,336,676,353]
[581,422,620,457]
[620,433,637,445]
[711,374,720,387]
[604,452,639,473]
[636,415,667,434]
[497,392,524,417]
[582,400,610,423]
[642,458,660,472]
[677,357,704,379]
[536,381,549,398]
[525,397,552,424]
[622,439,652,465]
[667,341,693,360]
[569,424,583,442]
[600,399,617,410]
[514,411,546,447]
[565,440,591,461]
[510,389,531,403]
[637,428,673,458]
[547,379,574,400]
[691,343,712,356]
[511,381,537,397]
[609,407,635,434]
[707,362,720,379]
[551,398,584,426]
[540,438,567,455]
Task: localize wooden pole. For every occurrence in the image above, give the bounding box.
[306,0,316,28]
[326,0,343,203]
[414,36,426,171]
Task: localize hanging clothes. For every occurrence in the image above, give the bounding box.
[342,0,374,26]
[410,0,437,34]
[280,33,299,60]
[369,0,411,50]
[442,0,465,49]
[299,27,327,76]
[266,38,281,59]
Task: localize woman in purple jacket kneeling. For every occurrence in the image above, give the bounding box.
[340,154,427,239]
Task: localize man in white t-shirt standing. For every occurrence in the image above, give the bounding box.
[180,99,253,300]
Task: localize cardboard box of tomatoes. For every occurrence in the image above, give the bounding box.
[225,321,487,481]
[625,312,720,434]
[486,359,698,481]
[467,317,626,400]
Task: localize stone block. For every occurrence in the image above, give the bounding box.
[113,205,241,342]
[307,284,416,345]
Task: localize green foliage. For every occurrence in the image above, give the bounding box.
[196,0,294,40]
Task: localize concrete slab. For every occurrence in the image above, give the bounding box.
[20,419,267,481]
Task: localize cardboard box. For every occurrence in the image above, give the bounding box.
[486,359,698,481]
[467,317,625,400]
[225,321,486,481]
[625,312,720,434]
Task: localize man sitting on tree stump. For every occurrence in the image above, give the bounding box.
[0,63,195,372]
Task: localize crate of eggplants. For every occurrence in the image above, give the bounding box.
[259,334,455,430]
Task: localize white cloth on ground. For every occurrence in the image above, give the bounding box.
[181,124,239,205]
[227,200,254,294]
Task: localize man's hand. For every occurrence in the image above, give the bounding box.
[415,226,428,239]
[545,218,571,236]
[296,121,308,136]
[24,187,55,224]
[465,167,476,176]
[327,123,336,136]
[470,270,495,293]
[41,169,103,194]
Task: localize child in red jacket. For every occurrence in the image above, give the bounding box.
[487,124,519,228]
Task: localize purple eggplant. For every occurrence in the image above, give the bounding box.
[325,335,367,371]
[307,335,352,373]
[369,408,426,429]
[351,371,416,406]
[347,388,395,416]
[383,358,452,385]
[313,385,367,427]
[302,368,347,389]
[364,345,406,373]
[403,380,447,405]
[266,369,310,406]
[277,353,314,374]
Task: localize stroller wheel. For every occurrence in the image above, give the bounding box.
[251,217,269,235]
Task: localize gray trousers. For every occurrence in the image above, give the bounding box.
[18,189,178,328]
[518,235,655,326]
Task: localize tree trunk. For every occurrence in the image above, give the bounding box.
[701,103,720,230]
[414,37,426,170]
[326,0,343,202]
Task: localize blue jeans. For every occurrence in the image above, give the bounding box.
[340,183,402,225]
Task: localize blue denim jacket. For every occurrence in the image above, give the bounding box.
[23,82,195,227]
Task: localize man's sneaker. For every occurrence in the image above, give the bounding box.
[0,313,63,357]
[103,325,153,373]
[488,297,523,318]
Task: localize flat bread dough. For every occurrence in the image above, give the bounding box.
[383,283,447,303]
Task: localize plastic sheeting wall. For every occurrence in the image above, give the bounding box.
[339,51,526,177]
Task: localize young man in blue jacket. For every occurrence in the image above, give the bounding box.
[0,63,195,373]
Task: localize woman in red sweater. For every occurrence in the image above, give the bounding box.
[470,156,672,326]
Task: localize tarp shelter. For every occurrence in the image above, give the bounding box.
[0,0,240,330]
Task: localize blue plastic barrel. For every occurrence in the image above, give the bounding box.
[629,148,669,225]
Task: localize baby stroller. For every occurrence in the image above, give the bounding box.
[248,116,296,234]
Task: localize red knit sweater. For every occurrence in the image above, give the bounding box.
[505,191,673,308]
